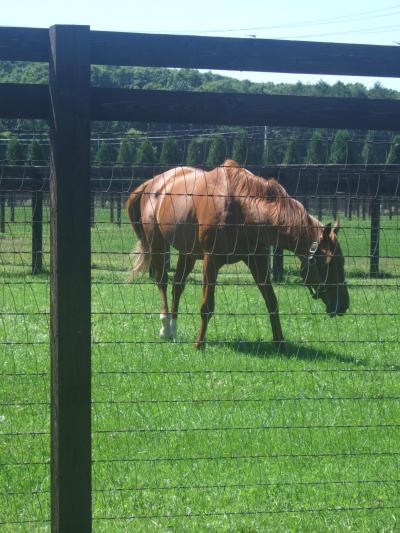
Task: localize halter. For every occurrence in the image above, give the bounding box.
[303,241,328,300]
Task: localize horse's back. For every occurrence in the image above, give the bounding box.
[136,164,240,255]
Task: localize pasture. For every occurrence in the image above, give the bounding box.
[1,202,399,531]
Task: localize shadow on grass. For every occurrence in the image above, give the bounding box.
[219,339,396,368]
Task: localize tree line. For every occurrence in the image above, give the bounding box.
[2,129,400,166]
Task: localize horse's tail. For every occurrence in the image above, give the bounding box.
[126,183,151,279]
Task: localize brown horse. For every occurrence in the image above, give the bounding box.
[126,160,349,348]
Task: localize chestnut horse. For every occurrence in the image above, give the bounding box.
[126,160,349,348]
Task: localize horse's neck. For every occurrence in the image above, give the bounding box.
[274,214,322,258]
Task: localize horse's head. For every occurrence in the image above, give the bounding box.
[300,220,349,317]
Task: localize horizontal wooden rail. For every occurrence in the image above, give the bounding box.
[1,26,400,78]
[0,83,49,118]
[0,27,48,61]
[90,31,400,78]
[3,83,400,131]
[92,88,400,131]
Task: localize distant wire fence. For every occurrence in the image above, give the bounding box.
[1,126,399,169]
[1,158,400,529]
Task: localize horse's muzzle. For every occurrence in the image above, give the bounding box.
[326,300,349,317]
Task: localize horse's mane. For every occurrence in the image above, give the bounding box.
[222,159,322,241]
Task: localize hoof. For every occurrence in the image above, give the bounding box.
[195,340,205,350]
[170,318,177,342]
[159,313,172,340]
[159,328,172,340]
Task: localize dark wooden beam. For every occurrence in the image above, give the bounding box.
[0,83,49,119]
[90,31,400,77]
[370,197,381,277]
[0,195,5,233]
[0,26,48,61]
[32,189,43,275]
[2,80,400,131]
[49,24,91,533]
[1,25,400,78]
[91,88,400,131]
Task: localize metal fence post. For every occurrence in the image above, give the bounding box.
[49,24,92,533]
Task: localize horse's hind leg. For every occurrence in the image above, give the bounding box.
[246,254,284,344]
[170,254,196,341]
[149,240,172,339]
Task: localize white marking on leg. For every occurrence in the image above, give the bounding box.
[170,318,177,342]
[159,313,172,339]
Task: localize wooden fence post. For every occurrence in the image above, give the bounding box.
[32,188,43,275]
[370,197,380,277]
[110,193,115,223]
[0,194,4,233]
[116,193,122,226]
[9,193,15,222]
[332,196,338,220]
[317,196,323,220]
[272,247,284,282]
[91,192,95,228]
[49,25,91,533]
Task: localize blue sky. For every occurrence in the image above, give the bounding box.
[3,0,400,89]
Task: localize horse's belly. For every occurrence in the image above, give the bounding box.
[163,223,202,255]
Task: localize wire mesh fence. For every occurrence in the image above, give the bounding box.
[90,160,399,531]
[0,188,50,529]
[1,146,400,530]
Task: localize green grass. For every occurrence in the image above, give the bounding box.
[1,205,400,532]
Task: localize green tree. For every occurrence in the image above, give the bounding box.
[6,138,24,165]
[306,130,327,164]
[206,134,227,167]
[282,137,296,164]
[95,141,115,165]
[27,139,45,164]
[232,129,248,165]
[186,137,206,166]
[160,137,180,165]
[328,130,361,164]
[135,138,157,165]
[262,136,286,165]
[386,135,400,164]
[116,139,134,165]
[362,131,380,164]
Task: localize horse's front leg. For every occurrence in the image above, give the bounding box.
[195,254,219,349]
[246,254,284,344]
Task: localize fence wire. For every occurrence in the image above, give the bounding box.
[0,188,50,530]
[90,162,399,532]
[1,150,400,531]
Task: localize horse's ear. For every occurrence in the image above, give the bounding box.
[322,223,332,241]
[333,219,340,235]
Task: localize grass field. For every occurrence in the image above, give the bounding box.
[1,203,400,531]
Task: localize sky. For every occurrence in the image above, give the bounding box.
[3,0,400,90]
